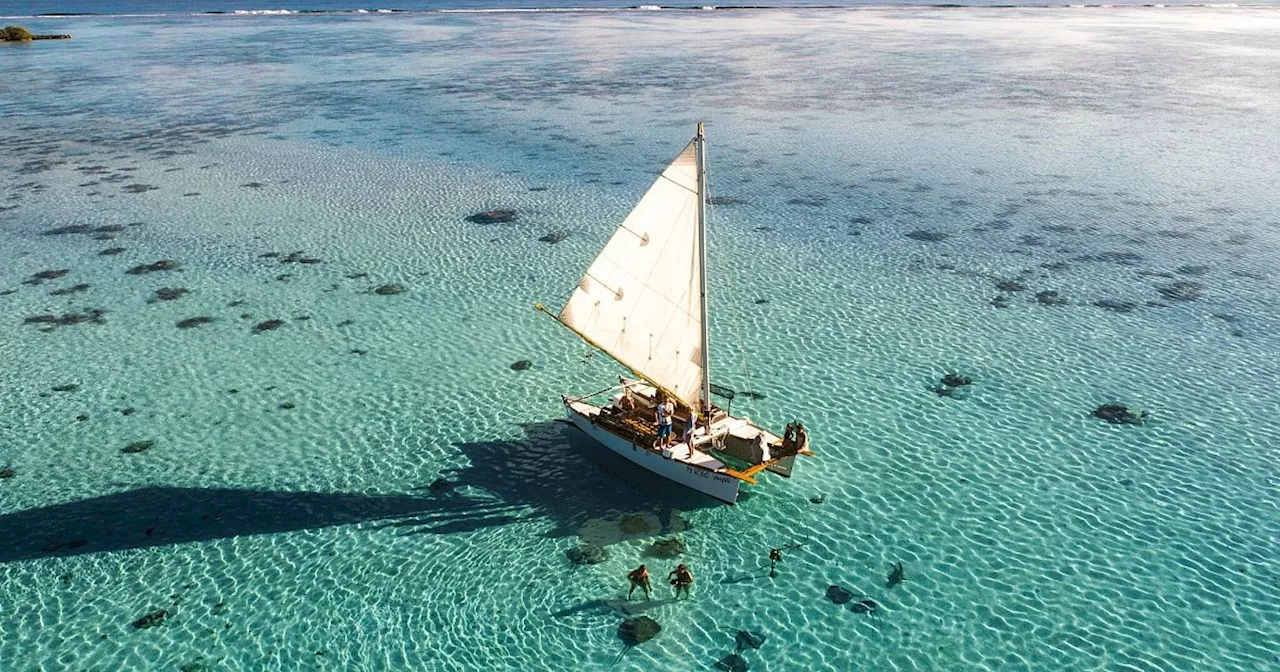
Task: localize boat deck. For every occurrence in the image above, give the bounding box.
[567,400,729,472]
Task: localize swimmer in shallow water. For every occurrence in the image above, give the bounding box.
[627,564,652,600]
[668,564,694,599]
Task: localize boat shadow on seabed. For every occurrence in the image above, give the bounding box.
[387,420,723,542]
[0,422,716,565]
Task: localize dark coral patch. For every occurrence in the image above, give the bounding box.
[24,269,70,286]
[152,288,189,302]
[126,260,179,275]
[707,196,746,205]
[177,317,212,329]
[50,283,91,296]
[132,609,167,629]
[906,230,949,242]
[1092,404,1148,425]
[24,309,106,329]
[1094,299,1137,313]
[1074,251,1143,266]
[466,209,517,224]
[1157,282,1203,301]
[1035,290,1068,306]
[43,225,94,236]
[253,319,284,333]
[278,251,322,264]
[122,440,154,454]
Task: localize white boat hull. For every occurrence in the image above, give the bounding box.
[564,405,743,504]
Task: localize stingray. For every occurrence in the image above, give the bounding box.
[735,630,766,652]
[826,585,853,605]
[851,598,882,619]
[616,616,661,662]
[618,616,660,647]
[886,562,905,589]
[717,653,749,672]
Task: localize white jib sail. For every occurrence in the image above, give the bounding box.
[559,140,704,408]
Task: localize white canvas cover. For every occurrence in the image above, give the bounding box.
[559,140,704,408]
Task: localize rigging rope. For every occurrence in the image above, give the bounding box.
[703,138,759,420]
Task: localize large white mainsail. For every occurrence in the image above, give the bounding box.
[557,140,705,408]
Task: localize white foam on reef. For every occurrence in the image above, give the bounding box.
[1,5,1263,20]
[437,7,632,12]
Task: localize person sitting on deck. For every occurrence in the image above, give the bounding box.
[782,421,808,455]
[617,389,636,415]
[654,395,675,448]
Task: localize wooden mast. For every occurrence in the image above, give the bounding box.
[695,122,712,418]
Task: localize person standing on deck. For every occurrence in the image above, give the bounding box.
[681,414,699,457]
[655,395,675,448]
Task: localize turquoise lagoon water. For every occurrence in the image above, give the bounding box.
[2,8,1278,671]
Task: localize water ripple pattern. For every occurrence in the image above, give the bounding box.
[1,8,1278,672]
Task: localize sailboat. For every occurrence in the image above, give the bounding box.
[535,123,812,504]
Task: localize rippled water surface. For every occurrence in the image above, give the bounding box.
[2,8,1278,671]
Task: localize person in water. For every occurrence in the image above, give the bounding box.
[627,564,652,600]
[668,564,694,599]
[655,395,675,448]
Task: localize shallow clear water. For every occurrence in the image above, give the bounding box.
[1,8,1278,671]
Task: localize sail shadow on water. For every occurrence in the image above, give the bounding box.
[418,420,719,542]
[0,421,717,564]
[0,486,484,564]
